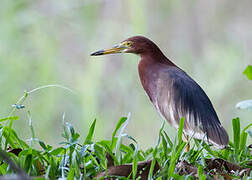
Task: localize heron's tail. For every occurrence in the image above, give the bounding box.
[206,123,229,149]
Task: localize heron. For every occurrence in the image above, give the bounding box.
[91,36,229,149]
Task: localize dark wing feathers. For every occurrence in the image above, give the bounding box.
[157,67,229,147]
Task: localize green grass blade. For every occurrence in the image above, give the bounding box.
[67,165,74,180]
[163,131,173,148]
[132,155,138,180]
[178,117,185,145]
[232,118,240,159]
[239,132,247,160]
[84,119,96,145]
[198,165,206,180]
[111,117,127,150]
[161,133,168,159]
[0,116,19,123]
[168,142,186,177]
[241,122,252,134]
[148,159,156,180]
[115,113,131,162]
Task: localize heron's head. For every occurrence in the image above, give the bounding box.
[90,36,161,56]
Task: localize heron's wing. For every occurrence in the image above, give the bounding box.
[155,67,229,148]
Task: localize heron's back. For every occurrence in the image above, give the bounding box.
[138,61,229,148]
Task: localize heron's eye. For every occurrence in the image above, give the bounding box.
[123,41,132,47]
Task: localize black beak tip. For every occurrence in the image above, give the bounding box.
[90,50,104,56]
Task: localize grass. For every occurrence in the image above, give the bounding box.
[0,88,251,179]
[0,114,251,179]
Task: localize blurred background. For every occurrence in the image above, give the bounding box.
[0,0,251,148]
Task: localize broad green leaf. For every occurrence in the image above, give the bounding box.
[243,65,252,80]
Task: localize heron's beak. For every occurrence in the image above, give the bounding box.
[90,43,128,56]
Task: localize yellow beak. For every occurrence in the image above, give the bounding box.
[90,44,128,56]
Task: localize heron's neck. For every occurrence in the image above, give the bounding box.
[140,51,176,66]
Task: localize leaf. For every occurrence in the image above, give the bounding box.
[232,118,240,160]
[198,165,206,180]
[243,65,252,80]
[190,148,204,163]
[50,147,65,155]
[178,117,185,145]
[120,144,134,154]
[235,100,252,111]
[168,142,186,177]
[161,133,168,159]
[62,122,70,141]
[148,159,156,180]
[3,127,29,149]
[24,154,33,172]
[239,132,247,154]
[39,141,47,150]
[156,120,165,146]
[0,116,19,122]
[163,131,173,148]
[65,122,75,138]
[98,141,119,165]
[115,113,131,160]
[111,117,127,150]
[67,165,74,180]
[124,134,137,144]
[0,163,7,174]
[132,155,138,180]
[84,119,96,145]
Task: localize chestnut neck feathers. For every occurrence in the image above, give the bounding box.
[126,36,176,66]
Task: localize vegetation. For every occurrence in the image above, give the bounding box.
[0,66,251,179]
[0,111,251,179]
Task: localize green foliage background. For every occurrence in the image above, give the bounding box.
[0,0,251,148]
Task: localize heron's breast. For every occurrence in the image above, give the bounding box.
[139,71,176,127]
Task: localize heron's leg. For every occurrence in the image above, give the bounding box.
[182,134,190,152]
